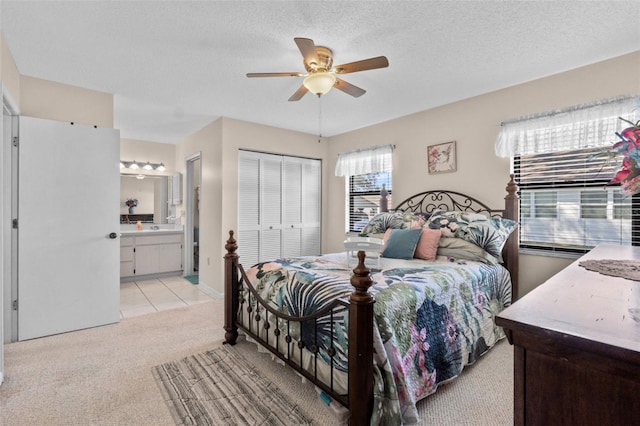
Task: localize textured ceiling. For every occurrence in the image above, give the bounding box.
[1,1,639,144]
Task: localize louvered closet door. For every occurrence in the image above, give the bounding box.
[238,154,261,267]
[301,159,321,255]
[261,155,283,260]
[282,159,302,257]
[282,157,321,257]
[238,150,320,266]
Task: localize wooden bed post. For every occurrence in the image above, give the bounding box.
[223,230,239,345]
[348,250,374,426]
[504,174,520,301]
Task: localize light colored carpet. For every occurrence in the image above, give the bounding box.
[0,299,513,425]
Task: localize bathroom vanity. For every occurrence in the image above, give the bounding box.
[120,229,183,279]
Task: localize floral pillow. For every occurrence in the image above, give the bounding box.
[437,237,499,264]
[426,210,518,259]
[358,211,424,237]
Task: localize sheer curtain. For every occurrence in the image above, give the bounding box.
[335,144,393,176]
[495,95,640,157]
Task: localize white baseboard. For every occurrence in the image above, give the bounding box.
[196,281,223,299]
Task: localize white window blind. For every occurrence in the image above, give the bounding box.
[515,147,632,253]
[336,145,393,233]
[348,172,392,232]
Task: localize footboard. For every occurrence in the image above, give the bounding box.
[223,230,374,426]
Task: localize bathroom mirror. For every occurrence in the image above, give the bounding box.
[120,174,169,223]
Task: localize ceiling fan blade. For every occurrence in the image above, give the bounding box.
[246,72,304,78]
[288,85,309,102]
[294,37,319,65]
[332,56,389,74]
[334,78,366,97]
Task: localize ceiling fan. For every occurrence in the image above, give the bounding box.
[246,37,389,101]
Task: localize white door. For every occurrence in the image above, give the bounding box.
[18,117,120,340]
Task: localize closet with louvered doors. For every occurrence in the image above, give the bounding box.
[238,150,321,268]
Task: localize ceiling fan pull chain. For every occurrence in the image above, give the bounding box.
[318,96,323,141]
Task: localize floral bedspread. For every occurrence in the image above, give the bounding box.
[243,252,512,425]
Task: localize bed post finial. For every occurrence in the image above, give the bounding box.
[351,250,374,300]
[506,173,518,197]
[348,250,374,425]
[225,230,237,254]
[504,175,520,301]
[224,230,239,345]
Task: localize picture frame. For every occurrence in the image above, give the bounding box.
[427,141,456,174]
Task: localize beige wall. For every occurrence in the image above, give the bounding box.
[1,34,21,109]
[20,75,113,128]
[2,32,111,127]
[120,138,176,176]
[175,119,223,293]
[174,117,330,294]
[329,51,640,297]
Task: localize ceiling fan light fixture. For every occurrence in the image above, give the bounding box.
[303,72,336,96]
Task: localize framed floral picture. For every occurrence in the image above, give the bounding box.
[427,141,456,174]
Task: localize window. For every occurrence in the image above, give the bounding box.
[498,96,640,254]
[580,190,607,219]
[348,172,392,232]
[515,141,636,253]
[520,192,531,218]
[335,145,393,233]
[613,192,632,220]
[533,191,558,218]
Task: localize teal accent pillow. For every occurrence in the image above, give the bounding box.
[381,229,422,259]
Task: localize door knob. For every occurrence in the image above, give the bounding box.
[108,232,118,239]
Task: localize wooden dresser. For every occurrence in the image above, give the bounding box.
[496,244,640,425]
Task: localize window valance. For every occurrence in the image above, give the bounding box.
[495,95,640,158]
[334,144,393,177]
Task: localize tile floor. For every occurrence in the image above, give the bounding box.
[120,275,216,319]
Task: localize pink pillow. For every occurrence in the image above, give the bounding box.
[382,228,393,244]
[414,228,441,260]
[383,228,393,245]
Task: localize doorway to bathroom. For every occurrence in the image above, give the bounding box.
[184,153,201,282]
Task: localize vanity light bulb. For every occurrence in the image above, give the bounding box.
[156,163,166,171]
[129,162,140,170]
[143,162,153,170]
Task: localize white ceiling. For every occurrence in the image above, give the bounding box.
[2,1,639,144]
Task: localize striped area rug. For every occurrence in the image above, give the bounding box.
[152,345,317,425]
